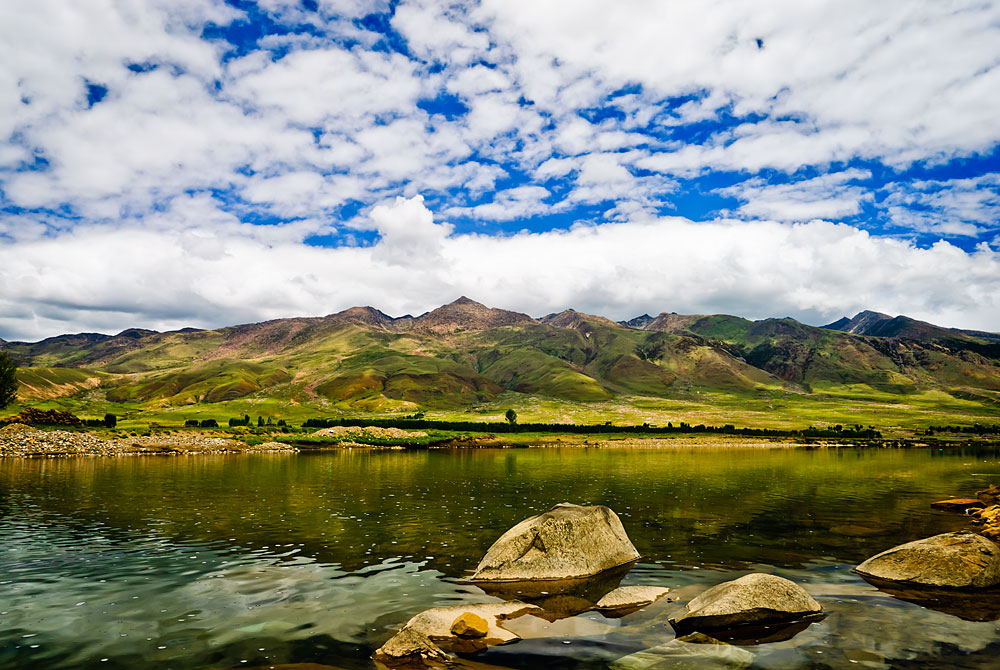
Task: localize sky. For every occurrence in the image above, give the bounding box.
[1,0,999,341]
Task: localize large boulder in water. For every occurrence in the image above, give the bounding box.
[855,531,1000,589]
[670,573,822,633]
[470,503,640,581]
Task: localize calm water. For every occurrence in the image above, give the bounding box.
[1,446,999,669]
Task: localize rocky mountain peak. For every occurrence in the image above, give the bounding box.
[411,297,534,332]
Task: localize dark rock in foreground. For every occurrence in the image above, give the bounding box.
[670,573,822,634]
[855,531,1000,589]
[470,502,640,582]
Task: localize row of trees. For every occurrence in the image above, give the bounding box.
[302,415,883,439]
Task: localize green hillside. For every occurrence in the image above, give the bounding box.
[2,299,1000,430]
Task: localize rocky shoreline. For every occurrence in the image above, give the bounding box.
[0,423,297,458]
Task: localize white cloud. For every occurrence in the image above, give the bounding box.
[228,47,422,128]
[717,169,872,222]
[882,173,1000,237]
[2,196,998,341]
[1,1,999,342]
[477,0,1000,170]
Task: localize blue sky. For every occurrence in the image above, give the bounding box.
[1,0,999,340]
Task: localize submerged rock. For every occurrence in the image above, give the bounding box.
[855,531,1000,588]
[670,573,822,634]
[595,586,672,615]
[471,503,640,582]
[611,633,754,670]
[474,562,635,620]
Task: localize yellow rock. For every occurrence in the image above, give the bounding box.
[450,612,489,639]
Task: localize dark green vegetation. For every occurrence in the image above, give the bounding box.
[302,416,883,439]
[2,298,999,432]
[0,349,16,409]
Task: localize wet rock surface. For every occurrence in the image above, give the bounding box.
[855,531,1000,589]
[471,503,640,582]
[670,573,823,634]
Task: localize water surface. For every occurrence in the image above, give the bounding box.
[1,446,999,669]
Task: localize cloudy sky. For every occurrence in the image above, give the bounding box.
[2,0,999,341]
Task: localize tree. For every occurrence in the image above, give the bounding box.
[257,416,264,427]
[104,413,117,428]
[505,408,517,425]
[0,350,17,410]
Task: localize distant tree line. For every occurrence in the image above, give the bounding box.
[185,416,285,428]
[302,417,882,439]
[83,414,117,428]
[924,423,1000,436]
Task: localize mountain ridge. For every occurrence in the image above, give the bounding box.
[2,302,999,417]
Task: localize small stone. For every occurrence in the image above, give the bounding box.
[450,612,488,639]
[372,627,450,668]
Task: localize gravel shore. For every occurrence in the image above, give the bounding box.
[0,423,298,458]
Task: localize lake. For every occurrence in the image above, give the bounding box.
[1,445,999,669]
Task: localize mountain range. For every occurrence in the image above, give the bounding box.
[2,298,999,422]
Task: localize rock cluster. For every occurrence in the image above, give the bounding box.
[0,423,297,458]
[373,504,673,668]
[373,503,824,669]
[971,505,1000,541]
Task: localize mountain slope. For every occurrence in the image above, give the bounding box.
[2,301,999,416]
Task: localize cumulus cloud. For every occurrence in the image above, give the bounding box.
[1,2,999,340]
[717,169,873,222]
[882,173,1000,237]
[2,196,998,341]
